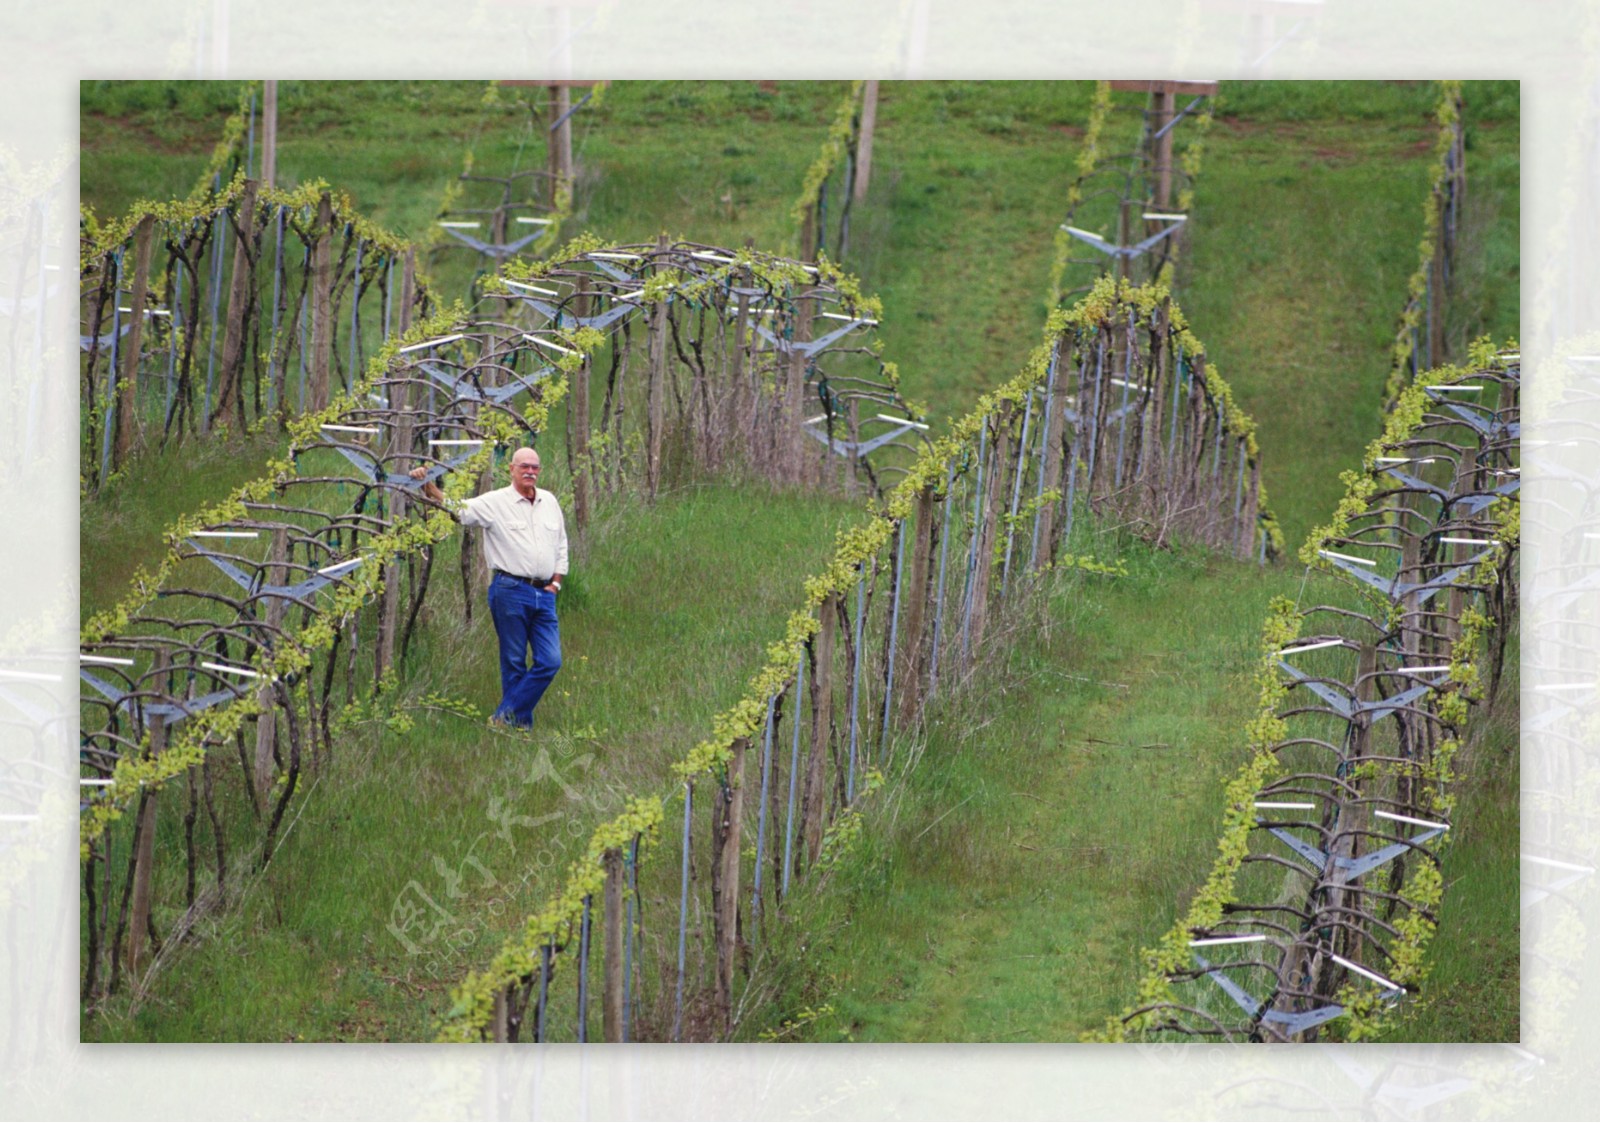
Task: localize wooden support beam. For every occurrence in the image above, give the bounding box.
[646,235,669,500]
[255,527,289,808]
[113,213,157,469]
[308,192,335,411]
[571,275,593,533]
[602,846,626,1041]
[710,739,747,1034]
[126,652,170,977]
[853,81,879,203]
[262,81,278,190]
[801,595,839,864]
[897,486,937,725]
[217,177,259,427]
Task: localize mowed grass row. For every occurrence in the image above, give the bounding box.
[1180,79,1520,546]
[744,82,1520,1042]
[76,79,855,611]
[79,82,1515,1041]
[78,82,1102,1039]
[84,479,863,1041]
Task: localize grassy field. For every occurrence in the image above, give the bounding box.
[729,81,1521,1043]
[82,479,863,1041]
[78,79,1519,1042]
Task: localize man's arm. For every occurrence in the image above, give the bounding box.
[545,495,569,593]
[407,465,447,505]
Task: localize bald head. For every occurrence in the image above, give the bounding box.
[510,446,542,497]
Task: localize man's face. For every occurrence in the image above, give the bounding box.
[512,455,541,490]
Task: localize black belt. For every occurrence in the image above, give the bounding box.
[493,569,550,586]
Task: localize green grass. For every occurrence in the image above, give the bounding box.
[740,527,1307,1041]
[1374,629,1520,1043]
[78,79,1519,1043]
[83,478,862,1041]
[734,82,1520,1043]
[1179,79,1519,546]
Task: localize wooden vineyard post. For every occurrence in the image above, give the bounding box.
[462,404,490,617]
[1240,456,1261,561]
[1330,643,1379,964]
[1152,89,1175,210]
[262,81,278,189]
[549,84,573,192]
[113,213,158,469]
[897,486,937,725]
[571,275,592,534]
[1117,196,1132,283]
[491,989,510,1043]
[377,397,411,682]
[710,738,747,1034]
[727,263,752,452]
[853,81,879,203]
[126,652,170,978]
[308,192,335,411]
[255,528,289,808]
[1429,216,1447,366]
[1399,524,1425,674]
[397,247,417,335]
[1034,335,1072,566]
[968,407,1011,655]
[216,177,259,427]
[801,595,839,864]
[603,846,626,1041]
[646,235,669,501]
[785,289,813,484]
[800,205,817,265]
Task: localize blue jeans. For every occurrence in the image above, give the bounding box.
[486,573,562,728]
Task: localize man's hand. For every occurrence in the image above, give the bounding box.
[408,465,445,503]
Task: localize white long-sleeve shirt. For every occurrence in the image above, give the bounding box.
[457,485,569,582]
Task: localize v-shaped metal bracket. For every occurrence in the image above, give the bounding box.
[1061,219,1185,261]
[440,227,542,259]
[1191,953,1346,1036]
[752,317,873,357]
[1317,549,1489,604]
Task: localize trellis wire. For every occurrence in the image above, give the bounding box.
[1114,353,1518,1042]
[440,280,1280,1042]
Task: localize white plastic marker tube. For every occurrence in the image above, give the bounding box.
[1375,809,1449,831]
[502,279,561,297]
[79,654,134,667]
[1188,934,1267,947]
[397,334,465,354]
[201,661,263,679]
[1318,550,1377,566]
[522,334,577,355]
[1327,951,1404,993]
[1278,639,1344,656]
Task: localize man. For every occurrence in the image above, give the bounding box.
[410,447,567,730]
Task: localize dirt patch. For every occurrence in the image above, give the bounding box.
[83,113,203,157]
